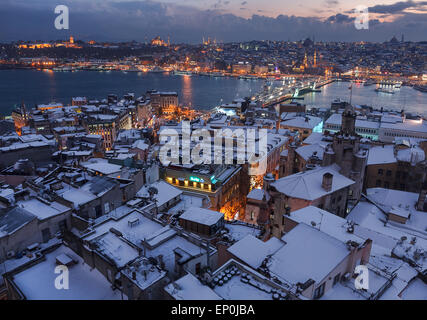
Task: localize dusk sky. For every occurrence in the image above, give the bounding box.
[1,0,426,42]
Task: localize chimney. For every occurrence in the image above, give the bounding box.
[322,172,333,192]
[157,255,165,269]
[417,189,427,212]
[263,173,275,191]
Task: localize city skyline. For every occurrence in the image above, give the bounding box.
[1,0,426,43]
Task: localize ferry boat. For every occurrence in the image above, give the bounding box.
[53,66,73,72]
[375,87,395,94]
[239,75,258,80]
[211,72,225,78]
[173,70,192,76]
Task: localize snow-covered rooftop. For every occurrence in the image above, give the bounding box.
[0,207,36,238]
[179,207,223,226]
[296,143,325,161]
[12,245,123,300]
[268,223,350,285]
[81,159,122,175]
[228,235,283,269]
[17,198,70,221]
[164,273,221,300]
[367,145,396,165]
[271,164,355,200]
[93,232,140,268]
[137,180,182,208]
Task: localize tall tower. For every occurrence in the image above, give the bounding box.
[303,52,308,68]
[342,104,356,136]
[313,51,317,68]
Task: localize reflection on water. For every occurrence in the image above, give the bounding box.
[0,70,263,115]
[0,70,425,117]
[304,81,426,116]
[181,75,192,107]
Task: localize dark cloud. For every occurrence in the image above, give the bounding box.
[368,0,427,14]
[326,13,353,24]
[0,0,426,43]
[241,1,248,5]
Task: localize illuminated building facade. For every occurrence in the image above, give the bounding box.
[149,91,179,116]
[162,164,243,219]
[83,114,119,151]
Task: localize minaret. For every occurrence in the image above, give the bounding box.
[303,52,308,68]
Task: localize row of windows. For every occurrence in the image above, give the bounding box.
[376,180,406,190]
[377,169,393,176]
[383,131,425,138]
[357,128,377,134]
[377,169,411,180]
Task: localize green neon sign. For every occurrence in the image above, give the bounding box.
[189,176,202,183]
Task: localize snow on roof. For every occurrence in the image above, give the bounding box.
[60,186,97,208]
[81,159,122,175]
[12,245,123,300]
[247,188,270,201]
[396,146,425,165]
[212,260,281,300]
[0,207,36,237]
[271,165,354,200]
[321,265,389,300]
[227,235,283,269]
[179,207,223,226]
[224,222,261,242]
[289,206,364,244]
[303,132,330,146]
[296,143,325,161]
[367,145,396,165]
[380,118,427,133]
[89,114,118,121]
[168,193,207,215]
[94,232,140,268]
[366,188,427,231]
[17,198,70,221]
[281,116,322,130]
[0,188,14,201]
[83,210,164,242]
[398,278,427,300]
[369,255,418,300]
[122,258,167,291]
[164,273,222,300]
[269,223,350,284]
[325,113,342,125]
[132,140,149,150]
[348,191,427,265]
[137,180,182,208]
[389,206,410,219]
